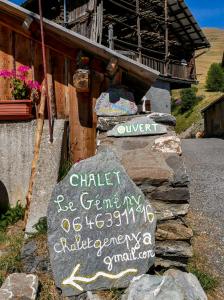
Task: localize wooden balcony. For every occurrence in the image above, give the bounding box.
[122,52,196,82]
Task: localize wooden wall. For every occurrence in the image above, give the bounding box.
[0,22,98,162]
[204,99,224,137]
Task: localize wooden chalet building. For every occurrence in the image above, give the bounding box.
[23,0,210,113]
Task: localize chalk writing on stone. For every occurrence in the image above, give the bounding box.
[107,116,167,137]
[47,150,156,297]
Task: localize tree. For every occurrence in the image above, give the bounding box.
[206,63,224,92]
[180,88,197,113]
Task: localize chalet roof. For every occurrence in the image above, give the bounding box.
[168,0,210,50]
[201,95,224,113]
[0,0,159,85]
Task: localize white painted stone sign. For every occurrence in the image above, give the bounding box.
[107,117,167,137]
[47,150,156,296]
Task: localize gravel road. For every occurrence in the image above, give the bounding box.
[182,138,224,297]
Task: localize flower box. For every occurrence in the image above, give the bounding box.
[0,100,33,120]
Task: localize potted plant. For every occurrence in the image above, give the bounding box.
[0,65,41,120]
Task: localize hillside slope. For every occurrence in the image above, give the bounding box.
[174,28,224,134]
[196,28,224,85]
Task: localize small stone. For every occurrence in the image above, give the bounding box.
[0,273,38,300]
[154,257,187,270]
[156,241,193,258]
[107,117,167,137]
[151,186,190,203]
[156,220,193,241]
[150,200,189,221]
[147,112,176,126]
[164,269,208,300]
[152,136,182,155]
[95,88,137,116]
[121,274,184,300]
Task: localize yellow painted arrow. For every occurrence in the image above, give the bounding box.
[62,264,138,291]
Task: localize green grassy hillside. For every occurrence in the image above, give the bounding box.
[173,28,224,134]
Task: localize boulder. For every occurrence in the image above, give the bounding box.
[165,269,207,300]
[147,113,176,126]
[95,88,137,116]
[121,274,184,300]
[107,117,167,137]
[48,149,156,297]
[0,273,38,300]
[150,200,189,221]
[152,136,182,155]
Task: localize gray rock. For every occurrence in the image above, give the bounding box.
[156,220,193,241]
[166,155,190,187]
[95,88,137,116]
[121,274,184,300]
[150,200,189,221]
[165,269,208,300]
[151,186,190,203]
[156,241,193,258]
[152,136,182,155]
[21,239,51,273]
[48,149,156,297]
[147,112,176,126]
[0,273,38,300]
[154,257,187,270]
[107,117,167,137]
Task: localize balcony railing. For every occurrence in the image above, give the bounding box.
[122,52,196,81]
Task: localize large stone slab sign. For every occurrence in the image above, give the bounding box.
[95,88,138,116]
[107,116,167,137]
[47,150,156,297]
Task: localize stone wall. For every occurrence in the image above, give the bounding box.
[145,80,171,114]
[97,115,193,271]
[0,121,36,207]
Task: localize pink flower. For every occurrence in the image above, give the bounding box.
[17,65,31,74]
[27,80,41,91]
[0,70,14,78]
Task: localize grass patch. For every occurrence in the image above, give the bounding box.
[0,232,24,286]
[172,89,222,133]
[188,265,219,292]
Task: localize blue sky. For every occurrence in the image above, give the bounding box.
[10,0,224,29]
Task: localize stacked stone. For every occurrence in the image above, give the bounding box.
[97,113,193,271]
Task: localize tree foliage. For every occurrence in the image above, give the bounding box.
[206,63,224,92]
[180,88,197,113]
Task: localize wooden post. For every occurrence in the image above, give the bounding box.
[24,84,46,226]
[164,0,169,75]
[136,0,142,63]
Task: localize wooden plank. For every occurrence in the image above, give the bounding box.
[51,52,66,118]
[15,33,32,75]
[0,24,13,99]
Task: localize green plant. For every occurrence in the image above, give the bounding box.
[188,266,218,291]
[180,88,197,113]
[0,65,41,100]
[0,202,25,231]
[58,160,72,181]
[206,63,224,92]
[33,217,48,235]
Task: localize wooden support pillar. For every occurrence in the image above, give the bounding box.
[164,0,169,75]
[136,0,142,63]
[69,70,103,163]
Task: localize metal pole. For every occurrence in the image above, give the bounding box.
[164,0,169,75]
[136,0,142,63]
[64,0,67,27]
[38,0,53,143]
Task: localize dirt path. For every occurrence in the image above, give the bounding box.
[182,139,224,299]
